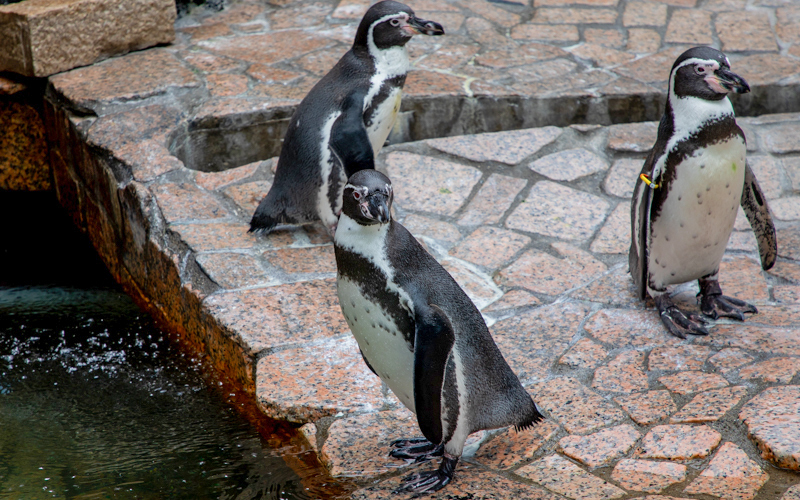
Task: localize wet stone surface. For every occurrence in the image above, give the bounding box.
[37,0,800,497]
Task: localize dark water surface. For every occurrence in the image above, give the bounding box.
[0,192,326,499]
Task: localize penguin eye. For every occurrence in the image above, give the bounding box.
[352,190,361,200]
[695,66,707,75]
[390,18,400,27]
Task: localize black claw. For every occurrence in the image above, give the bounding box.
[700,293,757,322]
[655,295,709,338]
[389,437,443,462]
[393,456,458,495]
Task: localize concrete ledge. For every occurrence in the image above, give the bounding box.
[0,0,175,77]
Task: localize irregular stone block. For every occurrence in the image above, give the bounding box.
[0,0,175,77]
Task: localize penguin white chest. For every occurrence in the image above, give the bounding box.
[365,87,402,156]
[337,277,416,412]
[649,137,746,286]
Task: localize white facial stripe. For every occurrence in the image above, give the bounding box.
[364,13,412,113]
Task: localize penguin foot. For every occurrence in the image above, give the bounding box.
[700,293,757,321]
[654,295,709,339]
[394,455,458,495]
[389,438,443,462]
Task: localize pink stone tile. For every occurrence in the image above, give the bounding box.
[774,286,800,304]
[529,148,609,181]
[590,202,631,254]
[172,222,266,252]
[440,260,499,310]
[458,174,528,226]
[607,121,659,153]
[611,459,686,493]
[685,442,769,500]
[717,11,778,53]
[455,0,520,27]
[698,325,800,356]
[559,338,609,368]
[183,51,244,74]
[658,371,729,395]
[783,484,800,500]
[496,243,607,296]
[739,385,800,471]
[195,160,260,191]
[207,73,249,97]
[256,336,383,422]
[622,2,668,26]
[739,358,800,383]
[484,289,541,312]
[331,0,367,19]
[716,256,770,304]
[626,28,662,53]
[263,245,336,275]
[636,424,722,460]
[584,308,681,349]
[268,2,332,29]
[404,69,465,96]
[772,197,800,221]
[476,43,570,70]
[670,386,748,423]
[571,266,644,308]
[493,302,592,383]
[532,7,618,24]
[506,181,610,241]
[401,213,463,244]
[569,43,635,68]
[709,348,755,374]
[516,454,626,500]
[592,350,649,393]
[474,420,560,469]
[384,152,482,216]
[665,9,712,44]
[648,345,715,372]
[614,390,677,425]
[204,280,349,352]
[199,31,334,65]
[614,47,686,84]
[116,140,184,182]
[154,182,230,223]
[321,408,418,477]
[768,260,800,285]
[196,252,275,289]
[449,226,531,270]
[352,462,564,499]
[604,158,643,198]
[223,180,272,214]
[511,23,580,43]
[748,155,784,199]
[558,424,640,467]
[427,127,563,166]
[530,376,626,434]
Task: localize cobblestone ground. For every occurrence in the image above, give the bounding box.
[36,0,800,498]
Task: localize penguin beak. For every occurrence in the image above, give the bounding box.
[367,193,392,224]
[405,16,445,36]
[711,67,750,94]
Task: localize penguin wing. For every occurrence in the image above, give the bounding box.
[330,91,375,178]
[630,150,657,300]
[741,162,777,270]
[413,303,455,446]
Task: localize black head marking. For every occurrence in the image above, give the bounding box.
[670,46,749,101]
[353,0,444,50]
[342,170,394,225]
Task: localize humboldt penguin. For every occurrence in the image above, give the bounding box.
[334,169,543,493]
[630,46,777,338]
[249,1,444,236]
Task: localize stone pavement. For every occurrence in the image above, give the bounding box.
[24,0,800,498]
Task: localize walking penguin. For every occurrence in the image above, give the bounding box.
[249,1,444,236]
[630,46,777,338]
[333,169,544,494]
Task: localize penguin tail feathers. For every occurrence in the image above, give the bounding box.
[248,212,279,234]
[514,402,545,433]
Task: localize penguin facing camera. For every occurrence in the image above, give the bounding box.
[333,169,544,494]
[249,1,444,237]
[630,46,777,339]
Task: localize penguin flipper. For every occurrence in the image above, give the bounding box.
[413,304,455,447]
[330,91,375,178]
[630,153,655,301]
[740,162,777,271]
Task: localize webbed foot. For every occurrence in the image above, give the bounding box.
[698,279,757,321]
[654,294,709,339]
[394,455,458,495]
[389,437,443,462]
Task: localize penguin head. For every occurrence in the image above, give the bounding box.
[342,170,394,226]
[354,1,444,51]
[669,46,750,102]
